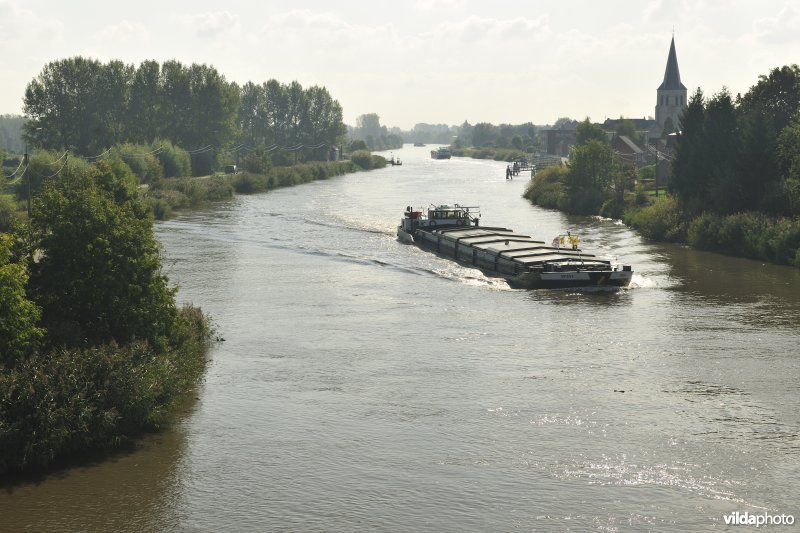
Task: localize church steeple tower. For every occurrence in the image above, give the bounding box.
[655,36,687,135]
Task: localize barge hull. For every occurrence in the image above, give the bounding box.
[404,224,632,289]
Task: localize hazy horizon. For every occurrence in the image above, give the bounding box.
[2,0,799,129]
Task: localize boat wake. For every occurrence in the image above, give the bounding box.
[428,265,515,291]
[628,273,657,289]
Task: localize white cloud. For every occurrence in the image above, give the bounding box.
[0,0,63,43]
[415,0,464,11]
[94,21,149,46]
[752,4,800,45]
[179,10,241,39]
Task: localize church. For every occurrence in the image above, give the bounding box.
[602,36,687,141]
[545,37,688,157]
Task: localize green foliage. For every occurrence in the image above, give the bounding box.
[575,118,608,146]
[0,195,21,232]
[0,305,210,474]
[220,161,359,196]
[623,195,688,242]
[737,64,800,133]
[13,150,67,201]
[523,166,568,210]
[687,211,800,265]
[29,164,177,348]
[1,156,214,475]
[0,234,44,365]
[151,175,233,209]
[153,139,191,178]
[614,118,642,145]
[190,150,216,177]
[672,68,800,219]
[349,140,368,151]
[349,114,402,150]
[112,143,164,184]
[0,115,25,153]
[242,148,272,175]
[566,140,614,194]
[350,150,374,170]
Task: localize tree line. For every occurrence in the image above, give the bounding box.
[22,57,347,167]
[671,65,800,218]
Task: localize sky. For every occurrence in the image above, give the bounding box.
[2,0,799,130]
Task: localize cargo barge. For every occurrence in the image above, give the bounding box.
[397,204,633,289]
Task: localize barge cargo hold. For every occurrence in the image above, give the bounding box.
[397,204,633,289]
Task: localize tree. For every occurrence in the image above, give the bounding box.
[472,122,498,147]
[703,88,740,214]
[737,64,800,134]
[615,118,641,145]
[567,139,614,192]
[575,118,607,146]
[29,162,177,347]
[671,88,708,214]
[127,60,163,144]
[0,234,44,366]
[553,117,577,130]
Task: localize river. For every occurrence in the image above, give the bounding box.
[2,145,799,531]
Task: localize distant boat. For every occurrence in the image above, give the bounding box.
[430,146,451,159]
[388,155,402,166]
[414,142,426,147]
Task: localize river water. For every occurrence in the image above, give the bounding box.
[3,145,800,531]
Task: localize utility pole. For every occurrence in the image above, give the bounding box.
[24,143,31,217]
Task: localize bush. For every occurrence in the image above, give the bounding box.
[242,150,272,175]
[600,197,625,219]
[152,139,191,178]
[113,143,164,184]
[190,151,216,177]
[567,187,605,215]
[623,195,688,242]
[148,197,173,220]
[687,211,800,265]
[0,305,210,474]
[524,166,568,210]
[0,195,20,232]
[350,150,373,170]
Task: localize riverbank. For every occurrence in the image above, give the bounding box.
[524,168,800,268]
[146,156,383,220]
[0,163,214,476]
[623,196,800,267]
[1,153,387,226]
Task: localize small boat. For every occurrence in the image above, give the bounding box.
[414,142,426,147]
[430,147,452,159]
[397,204,633,289]
[388,155,402,166]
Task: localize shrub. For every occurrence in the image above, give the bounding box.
[524,166,568,210]
[350,150,373,170]
[0,195,20,232]
[113,143,164,184]
[623,195,688,242]
[152,140,191,178]
[687,212,800,265]
[0,304,210,474]
[243,150,272,175]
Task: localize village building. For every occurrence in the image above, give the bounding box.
[544,36,688,175]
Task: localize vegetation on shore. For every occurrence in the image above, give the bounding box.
[524,65,800,267]
[1,161,212,475]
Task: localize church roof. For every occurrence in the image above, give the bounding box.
[658,37,686,91]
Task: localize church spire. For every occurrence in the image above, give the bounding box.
[658,36,686,91]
